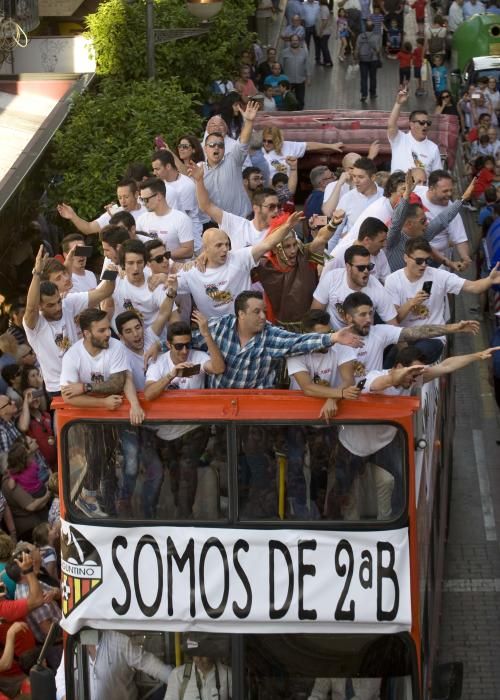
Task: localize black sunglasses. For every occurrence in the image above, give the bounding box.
[409,256,432,265]
[151,253,169,264]
[350,263,375,272]
[172,342,192,351]
[412,119,432,127]
[206,141,225,148]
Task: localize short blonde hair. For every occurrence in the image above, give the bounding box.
[0,333,18,357]
[262,126,284,155]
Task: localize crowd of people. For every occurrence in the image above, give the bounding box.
[0,0,498,698]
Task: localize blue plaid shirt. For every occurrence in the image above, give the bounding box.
[193,315,333,389]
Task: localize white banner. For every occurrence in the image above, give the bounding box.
[60,520,411,635]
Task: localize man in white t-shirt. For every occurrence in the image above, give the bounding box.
[176,211,303,319]
[105,239,179,335]
[23,245,116,396]
[151,150,203,252]
[56,178,146,235]
[335,157,383,235]
[312,245,398,329]
[340,290,480,382]
[326,217,390,282]
[137,177,194,261]
[60,308,143,517]
[61,233,97,293]
[387,90,442,174]
[190,159,278,249]
[414,171,472,266]
[385,237,500,361]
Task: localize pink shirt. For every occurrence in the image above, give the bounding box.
[10,458,43,495]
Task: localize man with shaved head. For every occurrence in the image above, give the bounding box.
[176,212,303,319]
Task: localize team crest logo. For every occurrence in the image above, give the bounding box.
[335,303,346,322]
[123,300,144,319]
[205,286,232,305]
[411,302,429,319]
[91,372,104,383]
[54,333,71,353]
[61,524,102,617]
[352,360,366,378]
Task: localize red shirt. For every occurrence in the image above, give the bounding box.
[397,51,413,69]
[473,167,495,196]
[412,46,423,68]
[28,413,57,470]
[411,0,426,19]
[0,598,36,677]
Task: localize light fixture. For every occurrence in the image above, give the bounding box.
[186,0,223,21]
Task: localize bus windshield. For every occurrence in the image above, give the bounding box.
[66,630,416,700]
[62,418,408,524]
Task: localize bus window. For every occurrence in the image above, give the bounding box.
[244,633,414,699]
[237,424,406,523]
[68,630,232,700]
[64,422,228,521]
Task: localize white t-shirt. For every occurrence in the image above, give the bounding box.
[348,196,394,240]
[385,267,465,340]
[350,324,403,380]
[23,292,89,393]
[112,277,167,330]
[60,337,129,387]
[338,186,383,230]
[176,247,256,318]
[262,140,306,179]
[325,245,391,283]
[122,327,159,391]
[287,345,356,390]
[313,269,397,330]
[389,130,441,175]
[414,185,468,255]
[164,174,203,251]
[323,180,351,206]
[220,211,267,250]
[136,209,194,257]
[95,204,147,229]
[70,270,97,293]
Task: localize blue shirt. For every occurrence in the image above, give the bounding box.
[192,315,333,388]
[432,65,448,93]
[478,204,494,226]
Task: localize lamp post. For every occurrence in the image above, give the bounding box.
[146,0,224,79]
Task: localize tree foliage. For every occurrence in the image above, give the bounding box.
[86,0,256,96]
[47,77,202,219]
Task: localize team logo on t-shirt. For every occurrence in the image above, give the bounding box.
[91,372,104,383]
[54,333,71,353]
[411,301,429,319]
[270,159,288,174]
[352,360,366,377]
[411,150,425,169]
[335,302,347,322]
[313,374,330,387]
[123,299,144,320]
[205,285,233,306]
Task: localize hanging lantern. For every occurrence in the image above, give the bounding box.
[0,0,40,33]
[185,0,223,22]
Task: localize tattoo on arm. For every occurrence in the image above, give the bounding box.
[400,324,447,341]
[90,371,126,394]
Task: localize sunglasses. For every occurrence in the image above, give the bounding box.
[172,342,192,351]
[262,139,274,144]
[412,119,432,127]
[206,141,225,149]
[178,143,192,149]
[409,256,432,265]
[141,193,158,204]
[150,253,169,264]
[350,263,375,272]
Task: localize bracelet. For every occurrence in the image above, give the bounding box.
[327,221,337,231]
[166,290,176,299]
[31,270,41,277]
[23,567,34,574]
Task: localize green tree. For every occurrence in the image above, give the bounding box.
[47,77,202,218]
[86,0,255,95]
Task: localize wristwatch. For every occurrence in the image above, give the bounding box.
[83,383,93,394]
[166,288,177,299]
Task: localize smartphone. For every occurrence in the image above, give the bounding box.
[101,269,118,281]
[74,245,93,258]
[471,93,481,100]
[178,364,201,378]
[31,388,45,398]
[357,378,367,390]
[155,135,167,149]
[312,215,328,227]
[422,281,433,294]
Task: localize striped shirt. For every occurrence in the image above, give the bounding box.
[192,314,333,389]
[385,197,463,272]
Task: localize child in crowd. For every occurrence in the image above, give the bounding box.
[262,85,277,112]
[478,186,498,225]
[7,437,48,498]
[412,38,425,96]
[337,8,350,61]
[410,0,426,35]
[32,522,58,580]
[397,41,413,89]
[386,18,402,58]
[472,133,496,158]
[370,4,385,35]
[473,155,496,200]
[431,54,448,97]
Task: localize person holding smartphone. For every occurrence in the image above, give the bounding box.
[60,233,97,293]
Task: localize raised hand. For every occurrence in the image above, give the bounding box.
[240,99,260,121]
[187,160,204,182]
[57,202,75,220]
[396,89,409,105]
[488,261,500,284]
[461,177,477,201]
[33,244,48,275]
[192,309,209,336]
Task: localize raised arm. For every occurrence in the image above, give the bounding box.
[187,161,223,224]
[250,211,304,262]
[192,310,225,375]
[88,279,115,307]
[423,347,500,381]
[286,157,299,195]
[57,203,100,235]
[238,100,260,146]
[305,141,343,153]
[151,275,178,337]
[462,262,500,294]
[388,90,409,140]
[400,319,480,342]
[24,245,47,330]
[322,173,349,217]
[309,210,346,254]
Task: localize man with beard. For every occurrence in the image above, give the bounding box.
[60,308,144,516]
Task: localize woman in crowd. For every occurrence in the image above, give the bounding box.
[218,92,245,140]
[174,134,205,172]
[1,366,23,410]
[260,125,343,179]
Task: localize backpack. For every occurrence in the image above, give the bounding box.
[358,33,374,61]
[428,28,445,54]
